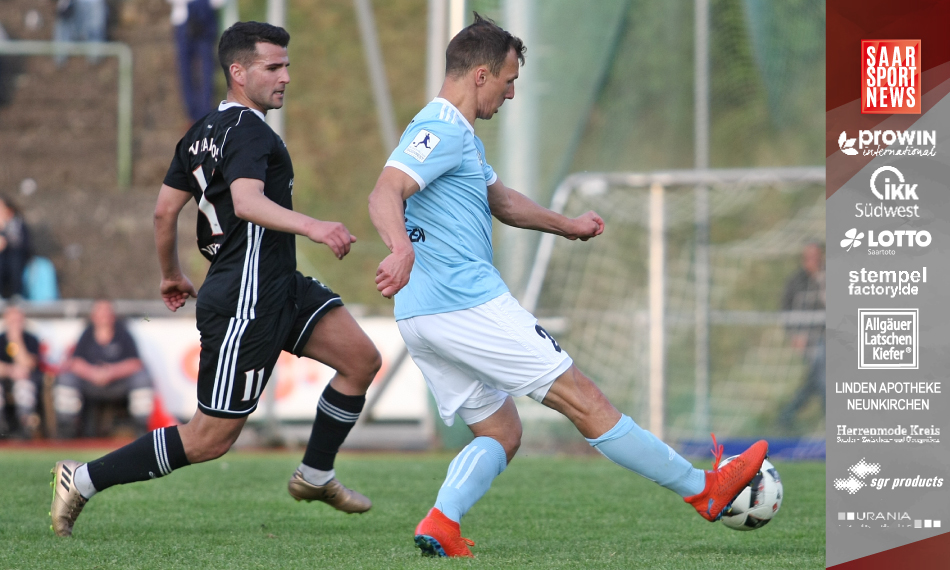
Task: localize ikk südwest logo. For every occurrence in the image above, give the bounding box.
[862,40,920,114]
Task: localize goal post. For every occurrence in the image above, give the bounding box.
[519,167,825,443]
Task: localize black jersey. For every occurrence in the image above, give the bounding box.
[163,102,296,318]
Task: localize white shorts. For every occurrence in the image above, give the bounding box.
[398,293,573,426]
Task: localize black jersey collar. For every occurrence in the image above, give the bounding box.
[218,101,266,122]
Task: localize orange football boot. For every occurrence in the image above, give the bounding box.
[414,508,475,557]
[684,435,769,522]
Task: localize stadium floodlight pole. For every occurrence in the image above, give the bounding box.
[425,0,466,104]
[425,0,448,100]
[693,0,711,437]
[0,40,133,189]
[265,0,285,140]
[499,0,538,296]
[222,0,240,30]
[354,0,399,151]
[649,182,665,439]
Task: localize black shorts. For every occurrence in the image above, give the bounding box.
[196,272,343,418]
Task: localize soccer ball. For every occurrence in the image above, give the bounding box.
[719,456,783,531]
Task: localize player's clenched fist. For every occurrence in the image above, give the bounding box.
[375,248,415,298]
[308,220,357,259]
[566,211,605,241]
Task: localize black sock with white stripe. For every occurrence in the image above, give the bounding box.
[86,426,191,493]
[301,385,365,471]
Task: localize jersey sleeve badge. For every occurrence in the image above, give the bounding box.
[404,130,441,162]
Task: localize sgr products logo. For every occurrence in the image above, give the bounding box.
[840,227,930,255]
[834,458,881,494]
[862,40,921,114]
[834,457,943,495]
[859,309,918,369]
[839,129,936,159]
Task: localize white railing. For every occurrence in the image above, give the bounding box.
[0,40,133,188]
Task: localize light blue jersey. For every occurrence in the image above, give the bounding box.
[385,98,509,320]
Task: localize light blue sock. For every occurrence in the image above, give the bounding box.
[434,437,508,523]
[586,415,706,497]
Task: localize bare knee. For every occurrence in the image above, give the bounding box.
[543,366,621,439]
[182,430,239,463]
[178,414,245,464]
[470,398,522,463]
[497,424,522,461]
[336,343,381,390]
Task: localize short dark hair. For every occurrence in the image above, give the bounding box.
[218,21,291,88]
[445,13,525,78]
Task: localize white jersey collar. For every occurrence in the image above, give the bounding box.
[432,97,474,134]
[218,101,266,122]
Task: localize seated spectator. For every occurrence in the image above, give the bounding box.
[0,305,43,439]
[54,300,153,438]
[0,196,31,299]
[53,0,108,66]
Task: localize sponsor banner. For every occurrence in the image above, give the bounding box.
[827,2,950,567]
[27,317,427,423]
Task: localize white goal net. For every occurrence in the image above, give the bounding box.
[517,167,825,444]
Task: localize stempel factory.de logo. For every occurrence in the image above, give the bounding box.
[862,40,921,114]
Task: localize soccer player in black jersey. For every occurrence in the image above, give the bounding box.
[50,21,382,537]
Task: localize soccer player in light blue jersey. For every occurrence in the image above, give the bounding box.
[369,13,769,558]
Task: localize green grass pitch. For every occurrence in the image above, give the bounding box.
[2,450,824,569]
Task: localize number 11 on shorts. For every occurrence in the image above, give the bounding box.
[242,369,266,401]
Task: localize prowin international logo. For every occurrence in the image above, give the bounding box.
[838,129,936,158]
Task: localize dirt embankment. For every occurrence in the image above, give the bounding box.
[0,0,203,299]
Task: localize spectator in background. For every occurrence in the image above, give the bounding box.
[54,300,153,438]
[22,222,61,302]
[168,0,224,124]
[0,22,21,108]
[779,242,825,429]
[53,0,108,66]
[0,196,31,299]
[0,305,43,439]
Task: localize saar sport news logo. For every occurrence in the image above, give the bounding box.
[854,165,922,219]
[838,129,936,158]
[862,40,921,114]
[834,458,943,495]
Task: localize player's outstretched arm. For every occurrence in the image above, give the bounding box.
[230,178,356,260]
[487,179,604,241]
[368,167,421,298]
[155,184,198,312]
